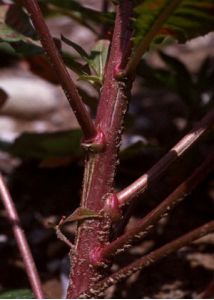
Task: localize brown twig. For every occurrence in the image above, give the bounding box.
[117,108,214,206]
[99,152,214,258]
[22,0,97,141]
[0,174,44,299]
[80,220,214,298]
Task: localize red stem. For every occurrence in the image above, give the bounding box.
[117,108,214,206]
[80,220,214,298]
[67,1,133,297]
[22,0,97,141]
[200,278,214,299]
[100,152,214,258]
[0,174,44,299]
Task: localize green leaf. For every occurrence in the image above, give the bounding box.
[62,208,102,224]
[62,51,90,76]
[79,74,103,87]
[0,4,43,56]
[0,289,34,299]
[61,35,90,61]
[0,4,37,42]
[88,39,110,83]
[43,0,113,25]
[134,0,214,50]
[0,130,83,160]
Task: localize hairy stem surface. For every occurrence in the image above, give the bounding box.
[67,1,133,298]
[101,152,214,258]
[80,221,214,298]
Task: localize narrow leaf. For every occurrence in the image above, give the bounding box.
[61,208,102,224]
[89,39,110,83]
[61,34,90,61]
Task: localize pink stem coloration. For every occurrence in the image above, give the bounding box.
[67,1,133,297]
[22,0,97,141]
[80,220,214,298]
[200,278,214,299]
[117,108,214,206]
[0,174,44,299]
[99,153,214,259]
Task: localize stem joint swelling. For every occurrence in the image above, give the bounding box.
[81,128,106,153]
[89,246,108,267]
[103,193,122,222]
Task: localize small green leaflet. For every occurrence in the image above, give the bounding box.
[62,37,110,87]
[89,39,110,84]
[60,208,103,224]
[79,39,110,87]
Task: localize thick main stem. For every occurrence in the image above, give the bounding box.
[22,0,96,140]
[117,108,214,206]
[0,174,44,299]
[67,1,133,298]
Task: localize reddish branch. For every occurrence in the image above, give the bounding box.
[67,1,133,297]
[200,278,214,299]
[0,174,44,299]
[80,220,214,298]
[117,108,214,206]
[22,0,97,141]
[98,152,214,259]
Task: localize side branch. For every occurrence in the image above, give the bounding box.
[117,108,214,206]
[0,174,44,299]
[122,0,181,76]
[22,0,97,140]
[80,220,214,298]
[100,152,214,258]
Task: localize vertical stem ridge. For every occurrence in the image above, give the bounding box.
[67,1,133,298]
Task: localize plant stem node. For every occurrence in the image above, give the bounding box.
[89,246,106,267]
[81,128,106,153]
[114,64,126,80]
[104,193,122,222]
